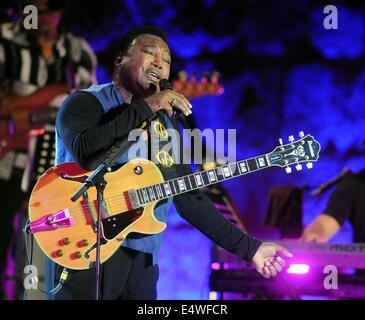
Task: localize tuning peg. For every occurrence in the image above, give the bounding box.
[295,163,303,171]
[306,162,313,169]
[279,138,283,146]
[288,135,295,143]
[299,131,305,138]
[285,166,292,174]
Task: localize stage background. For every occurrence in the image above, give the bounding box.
[1,0,364,299]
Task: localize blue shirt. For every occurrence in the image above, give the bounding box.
[46,83,173,297]
[56,82,173,263]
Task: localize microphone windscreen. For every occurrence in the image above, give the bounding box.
[159,79,172,91]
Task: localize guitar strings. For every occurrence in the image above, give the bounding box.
[29,174,194,220]
[31,218,162,251]
[28,188,167,250]
[32,152,278,218]
[28,187,171,224]
[28,186,170,222]
[29,178,168,209]
[32,154,263,211]
[30,198,140,221]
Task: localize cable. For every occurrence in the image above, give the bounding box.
[22,219,69,299]
[49,268,69,296]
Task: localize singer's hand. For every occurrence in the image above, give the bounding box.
[144,89,192,117]
[252,242,293,279]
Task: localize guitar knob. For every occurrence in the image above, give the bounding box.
[58,237,71,246]
[306,162,313,169]
[77,239,89,248]
[285,166,292,174]
[279,138,283,146]
[295,163,303,171]
[71,251,82,259]
[299,131,305,138]
[52,249,63,258]
[288,135,295,143]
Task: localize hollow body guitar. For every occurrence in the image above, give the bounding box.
[28,134,320,270]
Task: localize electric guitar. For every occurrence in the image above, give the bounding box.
[28,133,320,270]
[0,84,69,160]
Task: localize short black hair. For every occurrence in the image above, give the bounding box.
[118,25,168,54]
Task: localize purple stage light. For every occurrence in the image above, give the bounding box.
[211,262,221,270]
[287,264,310,274]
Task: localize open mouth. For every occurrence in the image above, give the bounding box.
[146,70,161,82]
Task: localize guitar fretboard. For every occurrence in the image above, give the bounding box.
[135,154,270,205]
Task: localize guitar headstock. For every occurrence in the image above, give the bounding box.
[172,70,224,100]
[267,132,321,173]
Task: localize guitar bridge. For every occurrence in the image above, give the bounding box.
[29,209,74,234]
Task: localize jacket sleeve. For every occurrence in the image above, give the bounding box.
[173,165,262,262]
[56,91,153,169]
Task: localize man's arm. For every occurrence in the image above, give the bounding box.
[56,91,153,169]
[172,162,293,278]
[301,214,341,243]
[173,189,262,262]
[302,173,357,243]
[174,189,293,278]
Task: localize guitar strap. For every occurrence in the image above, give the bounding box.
[97,111,186,182]
[147,112,181,181]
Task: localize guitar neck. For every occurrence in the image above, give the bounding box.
[135,154,271,205]
[133,133,321,206]
[3,84,69,111]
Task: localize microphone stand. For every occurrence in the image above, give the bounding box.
[310,167,351,197]
[71,164,107,300]
[70,112,158,300]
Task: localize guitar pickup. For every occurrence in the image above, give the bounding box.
[30,209,74,234]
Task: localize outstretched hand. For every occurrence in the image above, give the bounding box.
[252,242,293,279]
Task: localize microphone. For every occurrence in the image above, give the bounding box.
[159,79,173,91]
[159,79,178,114]
[311,167,351,197]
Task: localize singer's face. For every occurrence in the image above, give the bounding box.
[119,34,171,96]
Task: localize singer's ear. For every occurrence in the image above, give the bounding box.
[114,52,125,68]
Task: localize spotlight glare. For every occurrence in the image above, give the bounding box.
[287,264,310,274]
